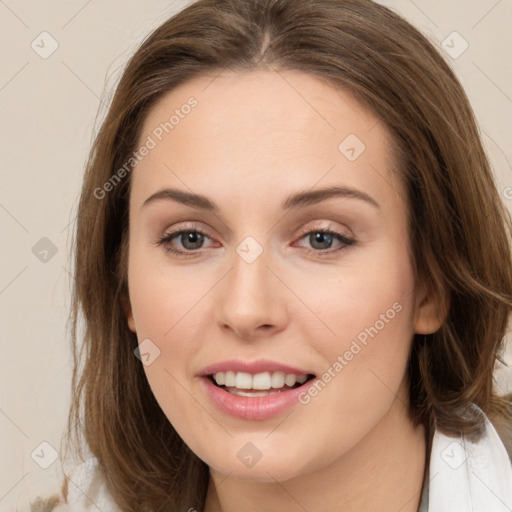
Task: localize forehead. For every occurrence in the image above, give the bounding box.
[131,68,403,212]
[138,68,387,150]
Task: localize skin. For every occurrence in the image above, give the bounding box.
[124,68,444,511]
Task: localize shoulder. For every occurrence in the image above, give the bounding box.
[427,404,512,510]
[15,457,122,512]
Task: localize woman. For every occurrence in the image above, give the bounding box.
[21,0,512,510]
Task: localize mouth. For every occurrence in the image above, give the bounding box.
[207,371,316,397]
[198,359,319,419]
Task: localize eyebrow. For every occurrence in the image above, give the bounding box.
[141,185,380,211]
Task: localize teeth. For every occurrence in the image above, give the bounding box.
[215,371,225,385]
[212,370,310,390]
[285,374,297,387]
[225,371,236,387]
[230,389,283,397]
[271,371,285,388]
[253,372,272,390]
[235,372,253,389]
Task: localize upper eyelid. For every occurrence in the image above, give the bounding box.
[163,224,214,240]
[161,221,350,238]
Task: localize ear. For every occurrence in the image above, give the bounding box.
[414,277,449,334]
[121,293,137,333]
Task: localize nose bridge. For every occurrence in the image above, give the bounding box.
[214,235,287,335]
[232,238,269,301]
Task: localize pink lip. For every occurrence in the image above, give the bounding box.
[199,375,317,420]
[197,359,317,421]
[198,358,314,377]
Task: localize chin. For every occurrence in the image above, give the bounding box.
[211,457,307,482]
[198,438,321,483]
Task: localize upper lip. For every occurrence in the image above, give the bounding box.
[199,359,315,377]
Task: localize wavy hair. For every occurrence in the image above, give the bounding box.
[55,0,512,510]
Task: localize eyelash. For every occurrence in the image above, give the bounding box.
[156,224,355,258]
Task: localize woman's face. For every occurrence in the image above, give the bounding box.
[125,69,440,481]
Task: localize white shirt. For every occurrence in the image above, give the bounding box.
[424,405,512,511]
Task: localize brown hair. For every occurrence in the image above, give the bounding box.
[58,0,512,510]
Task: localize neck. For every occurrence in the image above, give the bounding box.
[204,391,428,512]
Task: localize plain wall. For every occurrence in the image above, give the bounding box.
[1,0,511,508]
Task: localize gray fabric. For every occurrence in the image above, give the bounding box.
[418,465,429,511]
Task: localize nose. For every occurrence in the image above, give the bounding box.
[214,245,289,340]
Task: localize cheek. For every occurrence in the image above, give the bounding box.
[127,248,214,406]
[297,243,416,355]
[127,242,209,342]
[296,242,417,414]
[127,258,209,434]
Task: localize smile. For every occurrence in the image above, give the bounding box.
[210,370,312,396]
[198,361,317,420]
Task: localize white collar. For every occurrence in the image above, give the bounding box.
[428,405,512,511]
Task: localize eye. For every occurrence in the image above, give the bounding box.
[156,225,356,258]
[294,228,355,256]
[157,228,217,257]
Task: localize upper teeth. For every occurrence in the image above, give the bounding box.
[213,371,308,390]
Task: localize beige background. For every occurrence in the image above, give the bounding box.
[1,0,511,508]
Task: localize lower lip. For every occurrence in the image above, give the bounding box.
[199,376,317,420]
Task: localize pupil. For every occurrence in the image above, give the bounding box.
[182,231,203,250]
[311,232,333,250]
